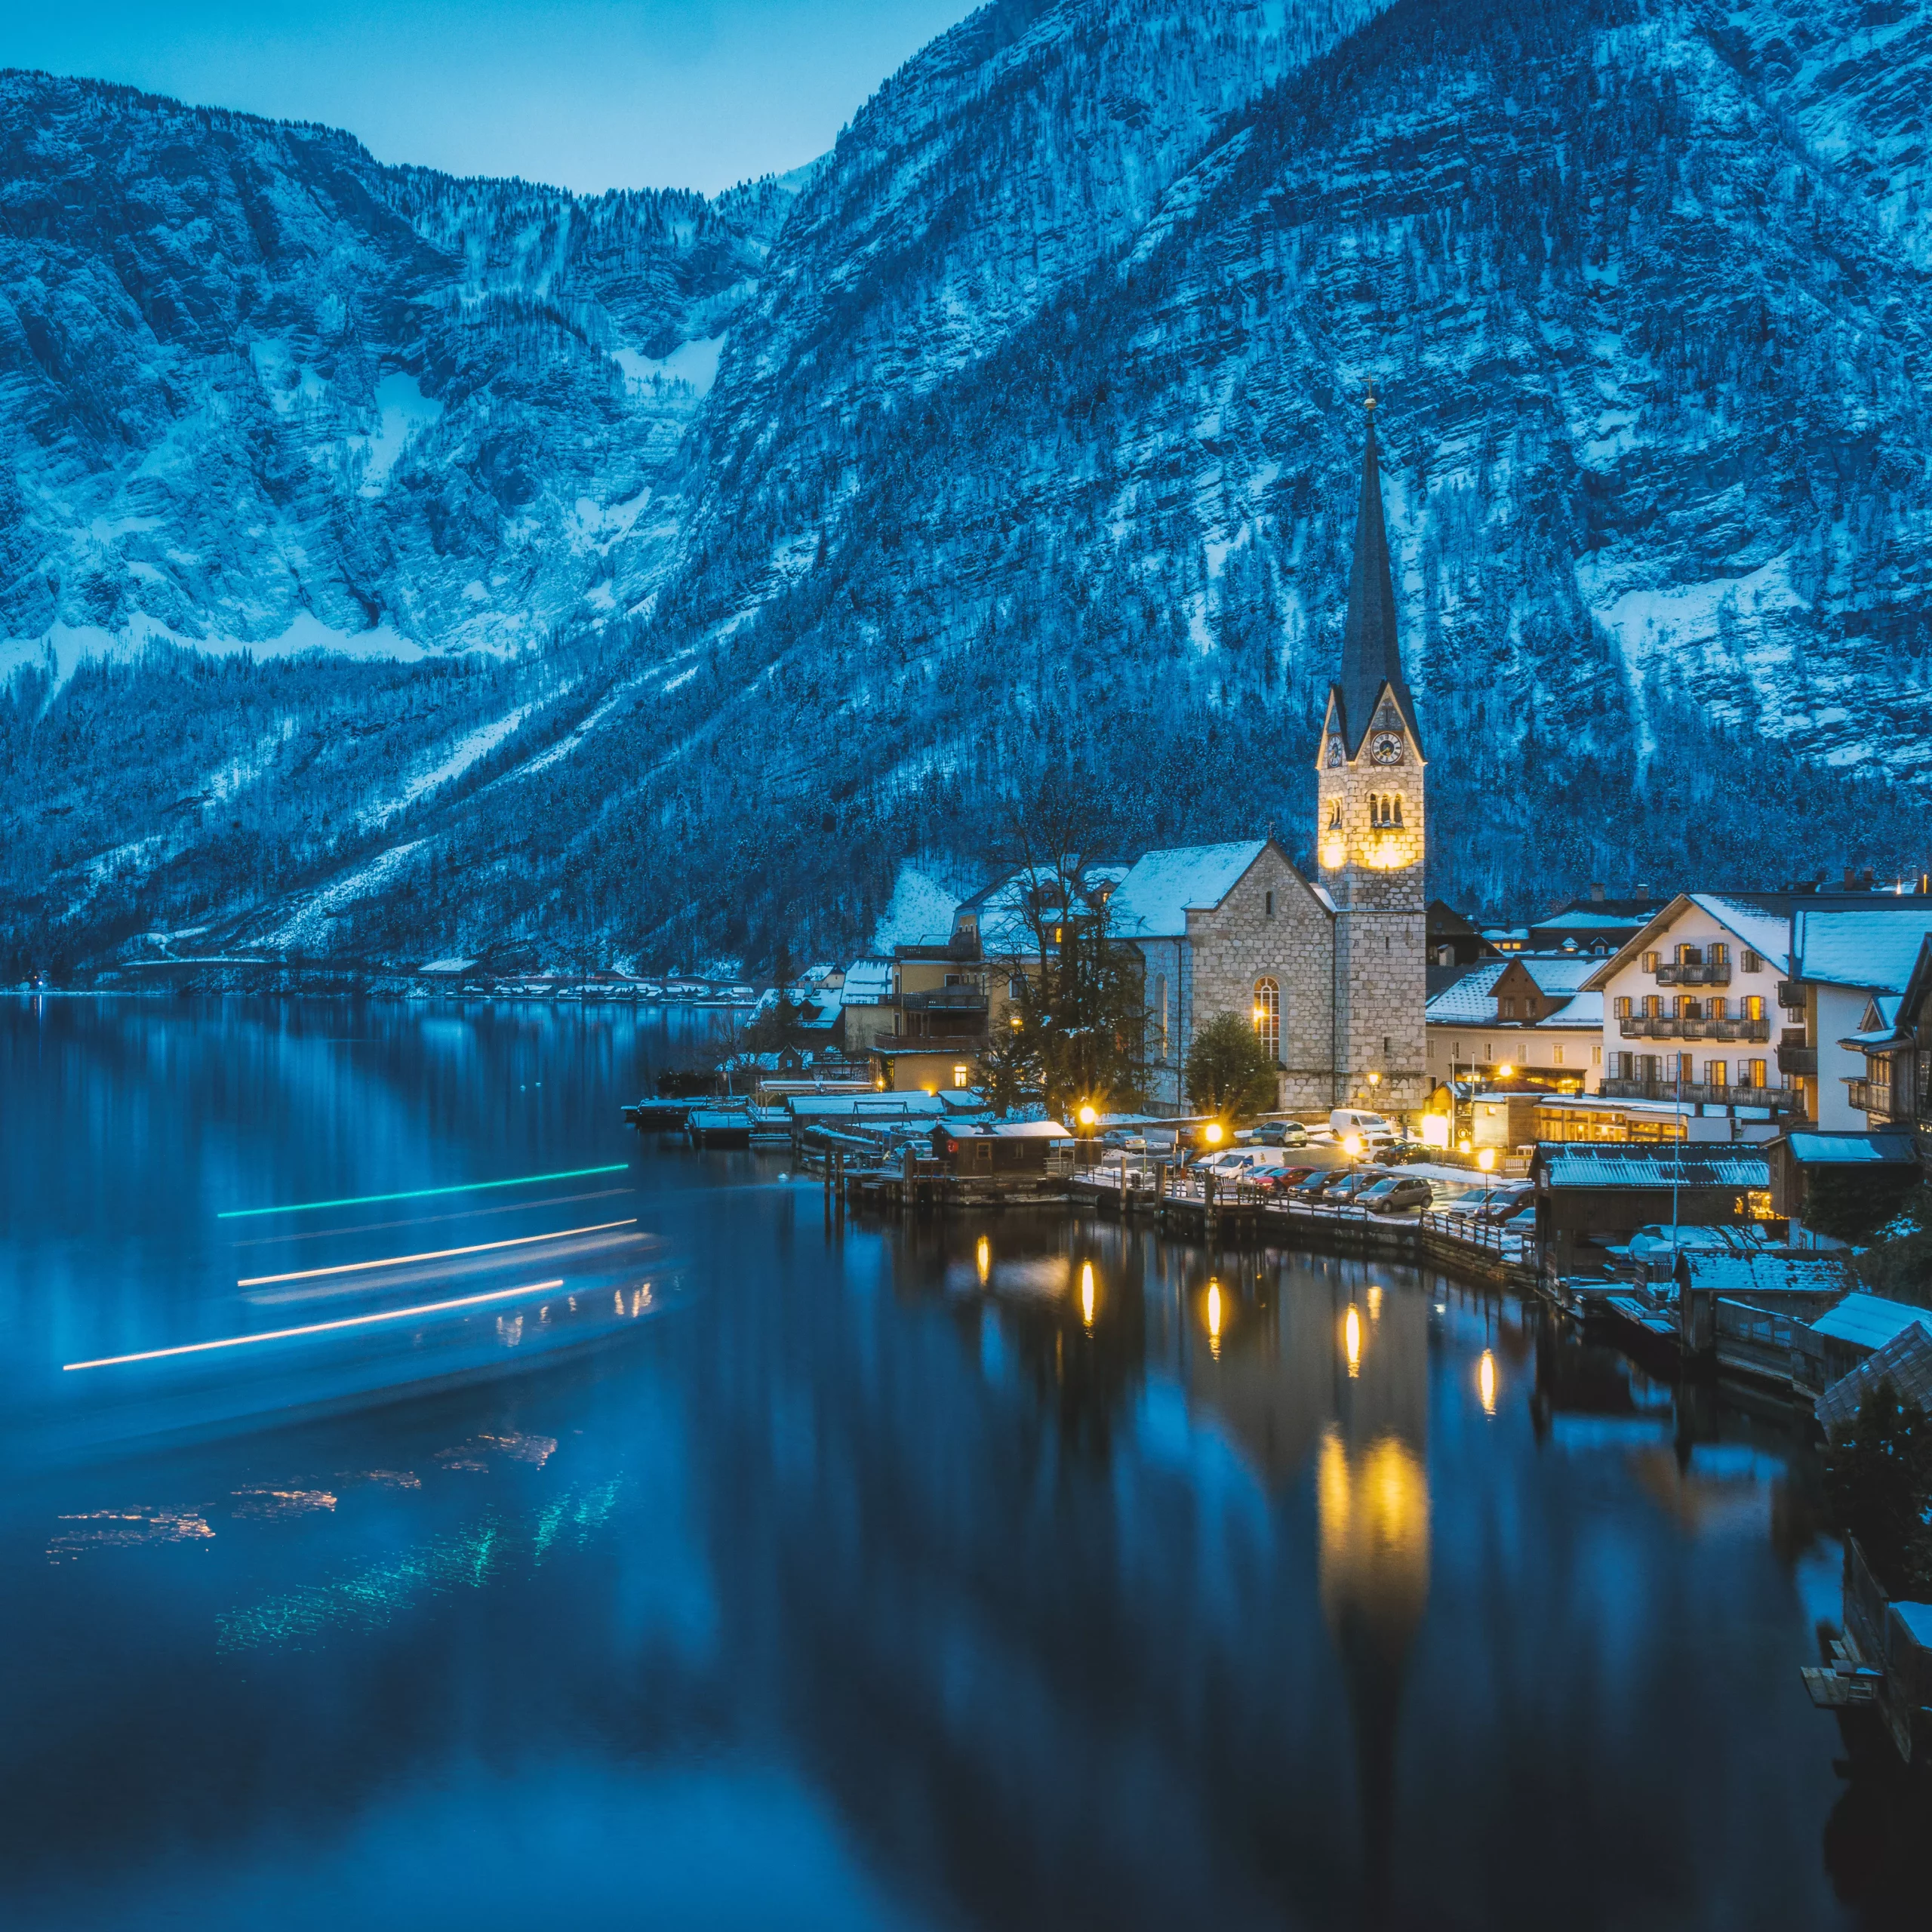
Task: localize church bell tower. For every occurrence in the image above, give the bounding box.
[1317,395,1426,1111]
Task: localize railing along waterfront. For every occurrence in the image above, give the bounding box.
[1073,1166,1535,1272]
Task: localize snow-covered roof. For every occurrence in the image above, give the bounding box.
[1520,955,1604,996]
[1425,961,1505,1023]
[785,1092,948,1119]
[1534,909,1644,930]
[1795,906,1932,990]
[841,957,893,1004]
[1537,1149,1770,1189]
[1812,1294,1932,1352]
[1423,961,1601,1029]
[969,1118,1073,1139]
[1783,1131,1920,1165]
[1689,894,1791,970]
[1817,1323,1932,1435]
[1678,1251,1850,1298]
[870,862,961,953]
[1109,841,1266,937]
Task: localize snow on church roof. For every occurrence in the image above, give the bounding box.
[1109,841,1266,938]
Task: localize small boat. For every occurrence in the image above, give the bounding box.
[621,1100,692,1130]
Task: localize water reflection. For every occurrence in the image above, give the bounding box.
[0,1000,1880,1930]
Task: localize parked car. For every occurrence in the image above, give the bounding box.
[1287,1168,1349,1201]
[1329,1109,1398,1149]
[1254,1164,1316,1195]
[1356,1174,1434,1216]
[1249,1121,1311,1147]
[1321,1168,1386,1206]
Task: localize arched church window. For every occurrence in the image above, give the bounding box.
[1327,800,1343,831]
[1252,977,1280,1062]
[1392,795,1404,827]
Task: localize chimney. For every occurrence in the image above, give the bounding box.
[1862,867,1876,890]
[1590,882,1606,903]
[1636,882,1653,901]
[1843,866,1857,889]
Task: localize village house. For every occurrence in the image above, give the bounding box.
[1838,932,1931,1145]
[1783,900,1932,1130]
[1423,954,1604,1095]
[1580,894,1798,1124]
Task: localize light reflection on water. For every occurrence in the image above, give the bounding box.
[0,998,1906,1929]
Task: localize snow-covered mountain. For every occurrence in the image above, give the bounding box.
[4,0,1930,977]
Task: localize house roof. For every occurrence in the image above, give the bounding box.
[786,1092,949,1119]
[1423,958,1602,1029]
[1580,893,1795,992]
[1425,961,1505,1023]
[1811,1293,1932,1352]
[1534,1146,1770,1189]
[1794,904,1932,991]
[841,958,893,1004]
[1109,841,1268,938]
[1780,1131,1920,1166]
[1840,995,1907,1051]
[1520,955,1601,996]
[1676,1251,1851,1298]
[1818,1322,1932,1435]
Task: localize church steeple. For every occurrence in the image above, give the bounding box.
[1332,398,1420,757]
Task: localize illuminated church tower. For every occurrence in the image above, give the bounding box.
[1316,397,1426,1109]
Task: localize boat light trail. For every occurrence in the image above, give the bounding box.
[217,1164,628,1221]
[229,1187,634,1247]
[236,1220,637,1287]
[63,1281,568,1371]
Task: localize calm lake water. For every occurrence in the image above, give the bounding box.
[0,998,1911,1928]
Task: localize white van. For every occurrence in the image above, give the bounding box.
[1330,1109,1397,1148]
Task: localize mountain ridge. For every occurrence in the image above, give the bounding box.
[2,0,1929,980]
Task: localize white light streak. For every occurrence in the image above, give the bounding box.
[235,1220,636,1287]
[63,1280,567,1372]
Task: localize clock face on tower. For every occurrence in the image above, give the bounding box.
[1370,732,1404,766]
[1325,736,1344,768]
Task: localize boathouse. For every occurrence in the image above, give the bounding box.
[929,1120,1075,1180]
[1531,1143,1774,1280]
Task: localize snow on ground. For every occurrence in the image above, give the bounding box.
[361,703,542,826]
[870,863,961,951]
[203,716,300,804]
[498,678,647,785]
[611,334,725,397]
[350,372,445,495]
[0,611,426,691]
[263,841,427,953]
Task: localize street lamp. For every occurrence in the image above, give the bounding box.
[1203,1121,1224,1147]
[1477,1144,1497,1216]
[1076,1100,1097,1174]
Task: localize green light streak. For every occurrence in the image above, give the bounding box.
[217,1164,629,1221]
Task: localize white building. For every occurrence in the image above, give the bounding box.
[1580,894,1795,1121]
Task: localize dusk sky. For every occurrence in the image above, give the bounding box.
[0,0,980,194]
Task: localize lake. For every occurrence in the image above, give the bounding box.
[0,998,1909,1928]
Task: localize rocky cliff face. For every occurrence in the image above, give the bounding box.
[3,0,1929,977]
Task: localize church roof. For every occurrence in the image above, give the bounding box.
[1331,414,1423,757]
[1109,841,1266,938]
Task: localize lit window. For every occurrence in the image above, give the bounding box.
[952,1063,969,1089]
[1253,977,1281,1060]
[1552,1044,1564,1066]
[1642,952,1660,974]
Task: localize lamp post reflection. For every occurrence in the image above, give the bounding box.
[1479,1349,1498,1417]
[1081,1260,1096,1331]
[1344,1304,1362,1377]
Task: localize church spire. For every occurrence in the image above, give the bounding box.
[1332,391,1420,755]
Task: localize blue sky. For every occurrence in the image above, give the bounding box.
[1,0,980,194]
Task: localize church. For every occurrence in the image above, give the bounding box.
[1109,407,1428,1115]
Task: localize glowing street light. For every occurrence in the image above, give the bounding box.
[1077,1103,1097,1128]
[1342,1132,1363,1159]
[1497,1063,1514,1079]
[1477,1147,1497,1173]
[1203,1121,1224,1147]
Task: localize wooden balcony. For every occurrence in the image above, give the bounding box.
[1655,961,1732,986]
[1777,1038,1817,1076]
[1777,980,1806,1011]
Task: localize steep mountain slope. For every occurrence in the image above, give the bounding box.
[0,69,795,658]
[3,0,1930,980]
[623,0,1931,930]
